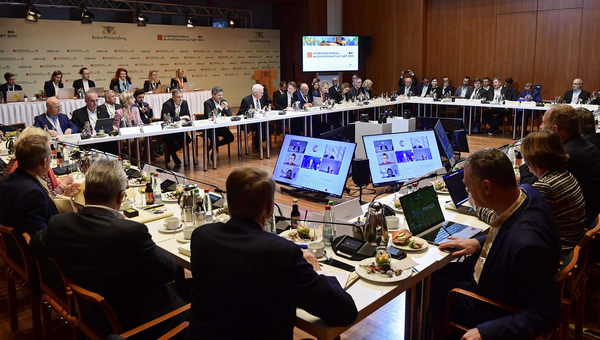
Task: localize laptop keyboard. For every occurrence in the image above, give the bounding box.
[422,222,469,244]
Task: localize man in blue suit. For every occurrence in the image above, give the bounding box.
[0,134,59,236]
[296,83,313,107]
[436,148,561,339]
[33,97,79,137]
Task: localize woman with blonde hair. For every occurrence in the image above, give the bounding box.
[170,68,187,89]
[113,91,143,130]
[144,69,161,92]
[44,70,64,97]
[362,79,373,99]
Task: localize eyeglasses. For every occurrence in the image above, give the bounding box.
[121,191,128,202]
[573,83,583,85]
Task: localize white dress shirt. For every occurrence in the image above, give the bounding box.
[82,80,89,92]
[571,90,581,104]
[421,84,429,97]
[105,103,116,118]
[87,109,98,129]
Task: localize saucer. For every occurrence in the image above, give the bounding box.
[177,235,191,243]
[158,224,183,233]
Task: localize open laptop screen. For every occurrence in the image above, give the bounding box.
[400,186,445,235]
[443,169,469,207]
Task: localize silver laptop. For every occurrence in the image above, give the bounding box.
[182,82,195,92]
[58,87,75,99]
[157,84,168,93]
[443,169,477,216]
[129,84,142,91]
[6,91,25,102]
[399,185,482,245]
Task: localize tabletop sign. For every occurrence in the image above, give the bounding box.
[454,98,468,104]
[467,99,481,104]
[582,104,599,111]
[420,97,434,102]
[61,133,81,143]
[120,126,141,136]
[143,124,163,134]
[216,117,230,124]
[505,101,520,106]
[520,102,536,107]
[193,120,212,128]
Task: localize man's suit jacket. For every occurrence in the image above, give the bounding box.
[430,86,442,98]
[30,206,184,333]
[397,85,417,96]
[161,98,190,121]
[454,85,474,98]
[72,79,96,94]
[202,98,233,120]
[564,89,591,104]
[472,184,561,339]
[349,86,364,98]
[184,217,358,340]
[398,74,419,88]
[43,81,64,97]
[274,92,296,109]
[467,87,486,100]
[33,113,79,133]
[440,85,455,97]
[170,77,188,89]
[0,83,23,103]
[520,134,600,225]
[272,89,285,104]
[71,106,109,131]
[239,94,269,114]
[97,103,122,119]
[415,83,432,97]
[480,88,495,101]
[503,86,518,101]
[583,133,600,151]
[0,167,58,236]
[328,85,340,99]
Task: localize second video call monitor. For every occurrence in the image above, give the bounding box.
[363,130,444,187]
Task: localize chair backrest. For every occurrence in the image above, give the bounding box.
[68,280,123,340]
[555,245,580,299]
[0,225,35,282]
[36,257,75,316]
[194,114,203,120]
[0,122,26,133]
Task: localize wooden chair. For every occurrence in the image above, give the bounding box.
[0,226,43,339]
[67,279,190,340]
[35,257,78,339]
[444,245,581,340]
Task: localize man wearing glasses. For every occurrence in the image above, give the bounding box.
[33,97,79,136]
[72,91,109,131]
[564,78,590,104]
[441,76,455,97]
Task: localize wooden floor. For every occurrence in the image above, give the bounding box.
[3,127,597,339]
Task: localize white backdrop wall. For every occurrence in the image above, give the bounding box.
[0,18,280,105]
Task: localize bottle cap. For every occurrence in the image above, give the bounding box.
[204,189,209,193]
[325,205,331,210]
[328,200,334,206]
[154,173,158,177]
[118,158,122,161]
[194,188,199,193]
[293,199,298,203]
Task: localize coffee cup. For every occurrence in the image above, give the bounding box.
[183,225,197,240]
[120,199,131,211]
[308,242,325,258]
[386,216,400,230]
[164,216,180,230]
[216,214,230,223]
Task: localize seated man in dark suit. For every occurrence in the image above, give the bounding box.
[185,166,358,339]
[434,148,561,339]
[0,72,23,103]
[454,76,473,98]
[397,69,418,90]
[416,76,432,97]
[239,84,272,152]
[71,91,108,131]
[520,104,600,226]
[72,67,96,95]
[577,107,600,150]
[30,159,188,337]
[274,81,297,110]
[349,77,365,99]
[0,134,58,236]
[202,86,235,158]
[272,81,286,104]
[161,89,192,165]
[564,78,590,104]
[440,76,455,97]
[133,89,152,124]
[503,78,518,101]
[98,90,122,120]
[43,70,64,97]
[482,77,511,135]
[328,76,340,98]
[33,97,78,136]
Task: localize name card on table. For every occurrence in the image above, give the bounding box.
[216,117,230,124]
[420,97,434,102]
[120,126,141,136]
[520,102,536,107]
[505,101,520,107]
[60,133,81,144]
[583,104,599,111]
[193,120,212,128]
[454,98,468,104]
[142,124,162,134]
[467,99,481,104]
[308,107,321,112]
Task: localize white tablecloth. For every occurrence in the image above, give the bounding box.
[0,91,211,127]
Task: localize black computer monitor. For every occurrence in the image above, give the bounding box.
[434,120,456,167]
[273,134,356,198]
[362,130,444,187]
[320,123,355,143]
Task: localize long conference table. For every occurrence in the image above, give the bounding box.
[0,91,211,127]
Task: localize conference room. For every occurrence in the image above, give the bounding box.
[2,0,600,339]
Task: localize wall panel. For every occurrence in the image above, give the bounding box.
[496,0,538,14]
[425,0,461,87]
[579,0,600,92]
[494,12,537,89]
[538,0,582,11]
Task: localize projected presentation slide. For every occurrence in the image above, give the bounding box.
[273,134,356,198]
[302,36,359,72]
[363,131,444,186]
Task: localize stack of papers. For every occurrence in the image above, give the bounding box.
[178,243,191,256]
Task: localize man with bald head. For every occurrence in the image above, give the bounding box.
[328,77,340,98]
[72,91,109,131]
[296,83,313,107]
[33,97,78,136]
[397,77,417,96]
[564,78,590,104]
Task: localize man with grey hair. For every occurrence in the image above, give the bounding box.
[329,76,339,98]
[31,159,189,336]
[72,91,109,131]
[33,97,78,136]
[202,86,234,158]
[564,78,590,104]
[239,84,270,152]
[186,166,358,339]
[0,134,58,235]
[161,88,192,165]
[98,90,122,119]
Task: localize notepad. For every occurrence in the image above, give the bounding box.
[319,264,351,288]
[178,243,191,257]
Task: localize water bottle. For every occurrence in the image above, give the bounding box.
[44,125,49,134]
[203,189,213,222]
[507,144,515,166]
[322,205,335,246]
[153,173,163,204]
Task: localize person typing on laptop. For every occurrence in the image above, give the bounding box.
[0,72,23,102]
[433,148,561,340]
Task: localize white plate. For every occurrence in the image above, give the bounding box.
[162,192,179,203]
[390,236,429,252]
[129,182,149,187]
[387,203,403,214]
[355,258,412,283]
[435,188,450,195]
[280,229,322,244]
[158,224,183,234]
[177,235,191,243]
[165,125,180,129]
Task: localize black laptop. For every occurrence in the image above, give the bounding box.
[95,118,114,133]
[443,169,477,216]
[399,186,482,245]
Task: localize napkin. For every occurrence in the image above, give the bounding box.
[391,257,418,271]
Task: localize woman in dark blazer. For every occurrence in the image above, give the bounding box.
[44,70,64,97]
[170,68,187,89]
[143,69,161,93]
[109,67,132,93]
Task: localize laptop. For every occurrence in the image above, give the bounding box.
[95,118,114,133]
[182,82,195,92]
[157,84,168,93]
[399,185,482,245]
[443,169,477,216]
[129,84,142,91]
[6,91,25,102]
[58,87,75,99]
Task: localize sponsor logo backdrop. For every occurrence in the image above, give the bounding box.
[0,18,280,105]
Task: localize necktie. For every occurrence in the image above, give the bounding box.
[175,105,180,116]
[255,98,260,109]
[51,116,62,134]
